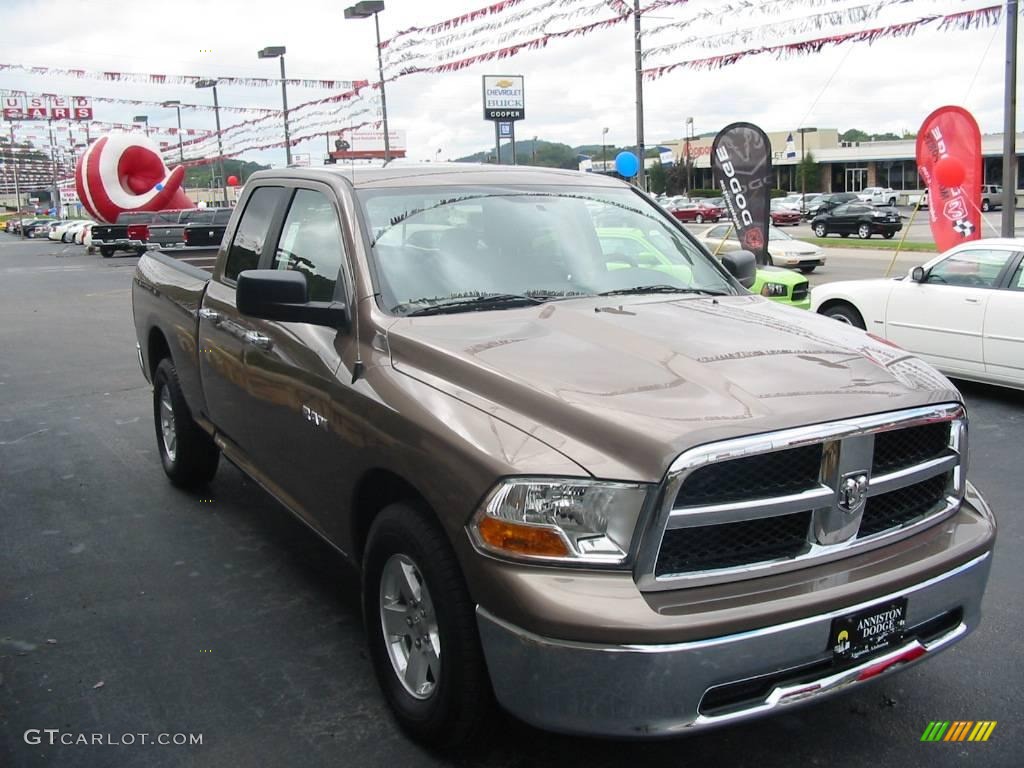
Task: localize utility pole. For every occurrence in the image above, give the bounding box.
[633,0,646,190]
[1002,0,1018,236]
[9,125,20,215]
[47,119,60,218]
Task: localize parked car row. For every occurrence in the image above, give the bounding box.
[91,207,232,257]
[4,216,96,244]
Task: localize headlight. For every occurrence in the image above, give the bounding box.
[760,282,789,297]
[469,478,649,565]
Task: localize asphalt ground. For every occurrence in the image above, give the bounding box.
[1,235,1022,768]
[681,205,1024,244]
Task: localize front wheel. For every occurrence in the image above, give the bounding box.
[888,198,896,207]
[153,358,220,488]
[982,200,991,212]
[363,503,493,749]
[695,214,704,224]
[822,303,866,329]
[883,231,895,239]
[100,246,114,258]
[799,265,816,274]
[858,224,872,239]
[813,223,827,237]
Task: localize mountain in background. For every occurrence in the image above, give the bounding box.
[184,159,269,187]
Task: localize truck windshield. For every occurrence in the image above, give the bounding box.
[356,185,737,315]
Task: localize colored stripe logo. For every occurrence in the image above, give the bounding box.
[921,721,997,742]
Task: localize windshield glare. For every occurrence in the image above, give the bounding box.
[357,185,737,314]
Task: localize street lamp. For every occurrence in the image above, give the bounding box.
[161,100,184,164]
[133,115,150,137]
[798,126,818,210]
[602,127,609,174]
[195,79,228,207]
[344,1,390,164]
[257,46,292,167]
[684,117,694,193]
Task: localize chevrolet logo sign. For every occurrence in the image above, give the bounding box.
[495,79,514,88]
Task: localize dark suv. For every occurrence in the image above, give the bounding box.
[803,192,859,218]
[812,201,903,239]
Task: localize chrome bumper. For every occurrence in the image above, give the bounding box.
[477,551,991,738]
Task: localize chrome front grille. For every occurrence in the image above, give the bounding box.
[635,404,967,591]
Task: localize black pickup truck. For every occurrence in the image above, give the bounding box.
[149,207,232,249]
[91,211,166,257]
[180,208,231,249]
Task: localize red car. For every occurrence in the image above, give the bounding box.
[770,208,801,226]
[669,201,723,223]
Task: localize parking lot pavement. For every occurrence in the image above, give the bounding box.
[2,235,1022,768]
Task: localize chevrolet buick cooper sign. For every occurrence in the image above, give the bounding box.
[482,75,525,121]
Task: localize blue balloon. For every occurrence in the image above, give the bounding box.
[614,151,639,178]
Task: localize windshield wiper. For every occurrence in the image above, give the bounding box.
[402,293,545,316]
[598,285,728,297]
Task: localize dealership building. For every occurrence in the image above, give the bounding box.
[661,129,1024,200]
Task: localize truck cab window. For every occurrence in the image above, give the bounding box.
[224,187,285,282]
[272,189,344,302]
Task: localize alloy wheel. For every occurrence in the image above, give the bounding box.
[159,386,177,462]
[379,553,441,700]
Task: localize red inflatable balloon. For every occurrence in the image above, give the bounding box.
[227,175,239,187]
[934,156,965,188]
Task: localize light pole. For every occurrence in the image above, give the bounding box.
[602,127,608,174]
[258,46,292,167]
[133,115,149,137]
[798,126,818,210]
[633,0,646,190]
[162,100,184,164]
[345,1,390,164]
[195,79,228,207]
[684,117,693,193]
[1001,0,1017,236]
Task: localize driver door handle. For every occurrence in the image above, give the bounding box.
[198,308,222,323]
[964,297,981,304]
[244,331,273,350]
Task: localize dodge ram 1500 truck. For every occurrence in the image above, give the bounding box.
[132,165,995,748]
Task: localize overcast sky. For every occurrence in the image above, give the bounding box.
[0,0,1017,167]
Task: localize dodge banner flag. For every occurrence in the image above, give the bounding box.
[712,122,774,265]
[916,106,982,252]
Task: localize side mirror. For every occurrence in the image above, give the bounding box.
[911,266,926,283]
[722,249,757,289]
[236,270,349,327]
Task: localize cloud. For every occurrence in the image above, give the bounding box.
[0,0,1015,167]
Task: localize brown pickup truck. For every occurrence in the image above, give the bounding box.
[132,165,995,747]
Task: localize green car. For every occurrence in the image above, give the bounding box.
[597,227,810,310]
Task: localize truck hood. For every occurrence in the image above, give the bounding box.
[387,295,960,482]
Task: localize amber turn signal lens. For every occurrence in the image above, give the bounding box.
[477,516,570,557]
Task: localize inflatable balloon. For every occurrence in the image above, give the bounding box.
[75,134,195,224]
[934,156,966,188]
[227,175,239,186]
[614,151,639,178]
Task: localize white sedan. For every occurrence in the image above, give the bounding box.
[697,223,827,273]
[812,238,1024,389]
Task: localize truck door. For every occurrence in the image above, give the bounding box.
[239,184,363,536]
[198,185,287,452]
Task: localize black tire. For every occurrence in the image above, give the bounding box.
[135,247,147,257]
[813,223,827,237]
[888,198,896,207]
[982,199,991,212]
[857,224,872,239]
[100,246,114,258]
[799,265,816,274]
[883,231,895,240]
[822,302,866,329]
[363,503,493,750]
[153,358,219,488]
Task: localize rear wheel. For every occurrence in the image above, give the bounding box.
[813,223,827,237]
[982,199,991,212]
[858,224,872,239]
[153,358,220,488]
[883,231,895,240]
[100,246,114,258]
[363,503,493,749]
[822,302,866,329]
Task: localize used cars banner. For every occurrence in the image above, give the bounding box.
[916,106,982,252]
[712,122,773,266]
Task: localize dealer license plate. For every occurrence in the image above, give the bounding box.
[830,598,908,661]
